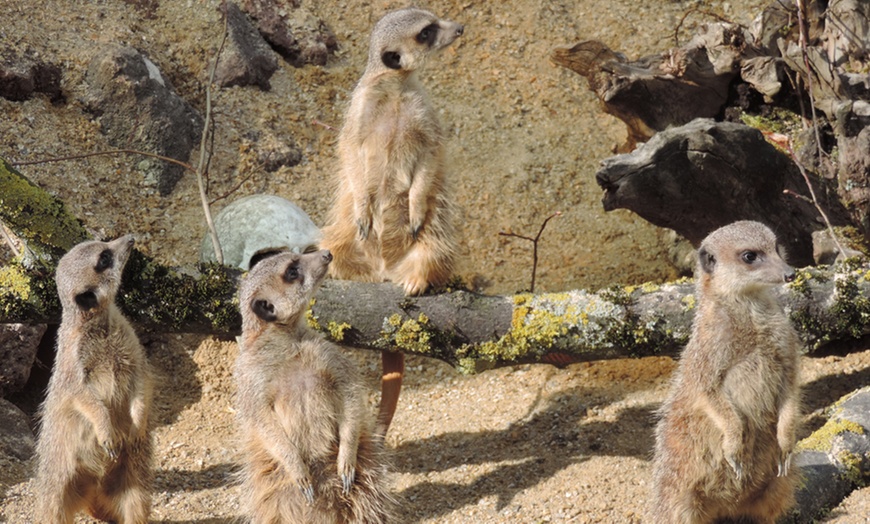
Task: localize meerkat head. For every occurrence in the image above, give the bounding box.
[239,250,333,330]
[367,7,463,75]
[55,235,136,316]
[696,220,796,297]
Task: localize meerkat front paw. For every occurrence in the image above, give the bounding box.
[101,438,121,461]
[298,477,315,505]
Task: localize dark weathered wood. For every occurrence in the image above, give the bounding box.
[593,119,850,267]
[550,33,739,152]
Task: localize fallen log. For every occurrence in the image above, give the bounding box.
[3,157,870,373]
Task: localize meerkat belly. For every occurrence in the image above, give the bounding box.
[723,352,784,424]
[274,367,341,457]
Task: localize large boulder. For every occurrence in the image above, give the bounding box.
[214,2,279,90]
[83,45,203,196]
[201,194,322,270]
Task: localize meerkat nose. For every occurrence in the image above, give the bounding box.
[322,250,333,263]
[455,25,464,37]
[784,269,796,283]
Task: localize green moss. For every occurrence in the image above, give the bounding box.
[0,157,90,262]
[118,253,241,332]
[740,109,803,137]
[796,418,865,453]
[836,450,869,487]
[790,266,870,349]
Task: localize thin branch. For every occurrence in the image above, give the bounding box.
[0,220,21,258]
[196,1,230,265]
[312,119,339,132]
[784,141,848,257]
[499,211,561,293]
[11,149,195,172]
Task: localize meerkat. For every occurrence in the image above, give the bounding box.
[321,7,463,296]
[34,235,153,524]
[320,7,464,438]
[651,221,803,524]
[235,249,393,523]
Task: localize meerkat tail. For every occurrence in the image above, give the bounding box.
[375,352,404,438]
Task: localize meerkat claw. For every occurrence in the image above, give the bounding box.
[341,468,356,495]
[778,453,792,477]
[357,219,371,240]
[725,455,743,480]
[298,479,315,505]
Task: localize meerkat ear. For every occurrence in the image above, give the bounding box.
[74,290,99,310]
[252,299,277,322]
[699,247,716,274]
[382,51,402,70]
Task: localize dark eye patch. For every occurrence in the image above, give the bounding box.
[96,249,114,273]
[416,23,439,46]
[283,262,301,283]
[252,299,277,322]
[74,290,99,310]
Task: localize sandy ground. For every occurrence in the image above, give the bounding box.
[2,0,870,522]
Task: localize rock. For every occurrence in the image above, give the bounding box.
[812,229,866,265]
[240,0,338,67]
[245,130,302,172]
[789,386,870,522]
[201,194,322,270]
[832,101,870,238]
[0,323,46,397]
[0,50,63,103]
[83,45,203,196]
[0,398,35,488]
[594,119,851,267]
[215,2,279,90]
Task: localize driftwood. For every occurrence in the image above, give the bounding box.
[552,0,870,249]
[592,118,850,267]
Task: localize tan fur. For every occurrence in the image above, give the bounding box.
[235,250,393,523]
[34,235,153,524]
[320,7,463,296]
[652,221,803,524]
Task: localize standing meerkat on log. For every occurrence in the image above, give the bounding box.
[34,235,154,524]
[235,250,393,523]
[652,221,803,524]
[320,7,464,437]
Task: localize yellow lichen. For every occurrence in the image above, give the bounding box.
[681,295,696,311]
[327,321,351,342]
[639,282,660,293]
[0,265,31,301]
[305,299,321,330]
[796,418,865,453]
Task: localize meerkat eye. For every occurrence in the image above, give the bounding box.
[283,263,301,282]
[95,249,114,273]
[416,23,438,45]
[741,251,759,264]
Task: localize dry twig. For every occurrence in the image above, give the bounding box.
[499,211,561,293]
